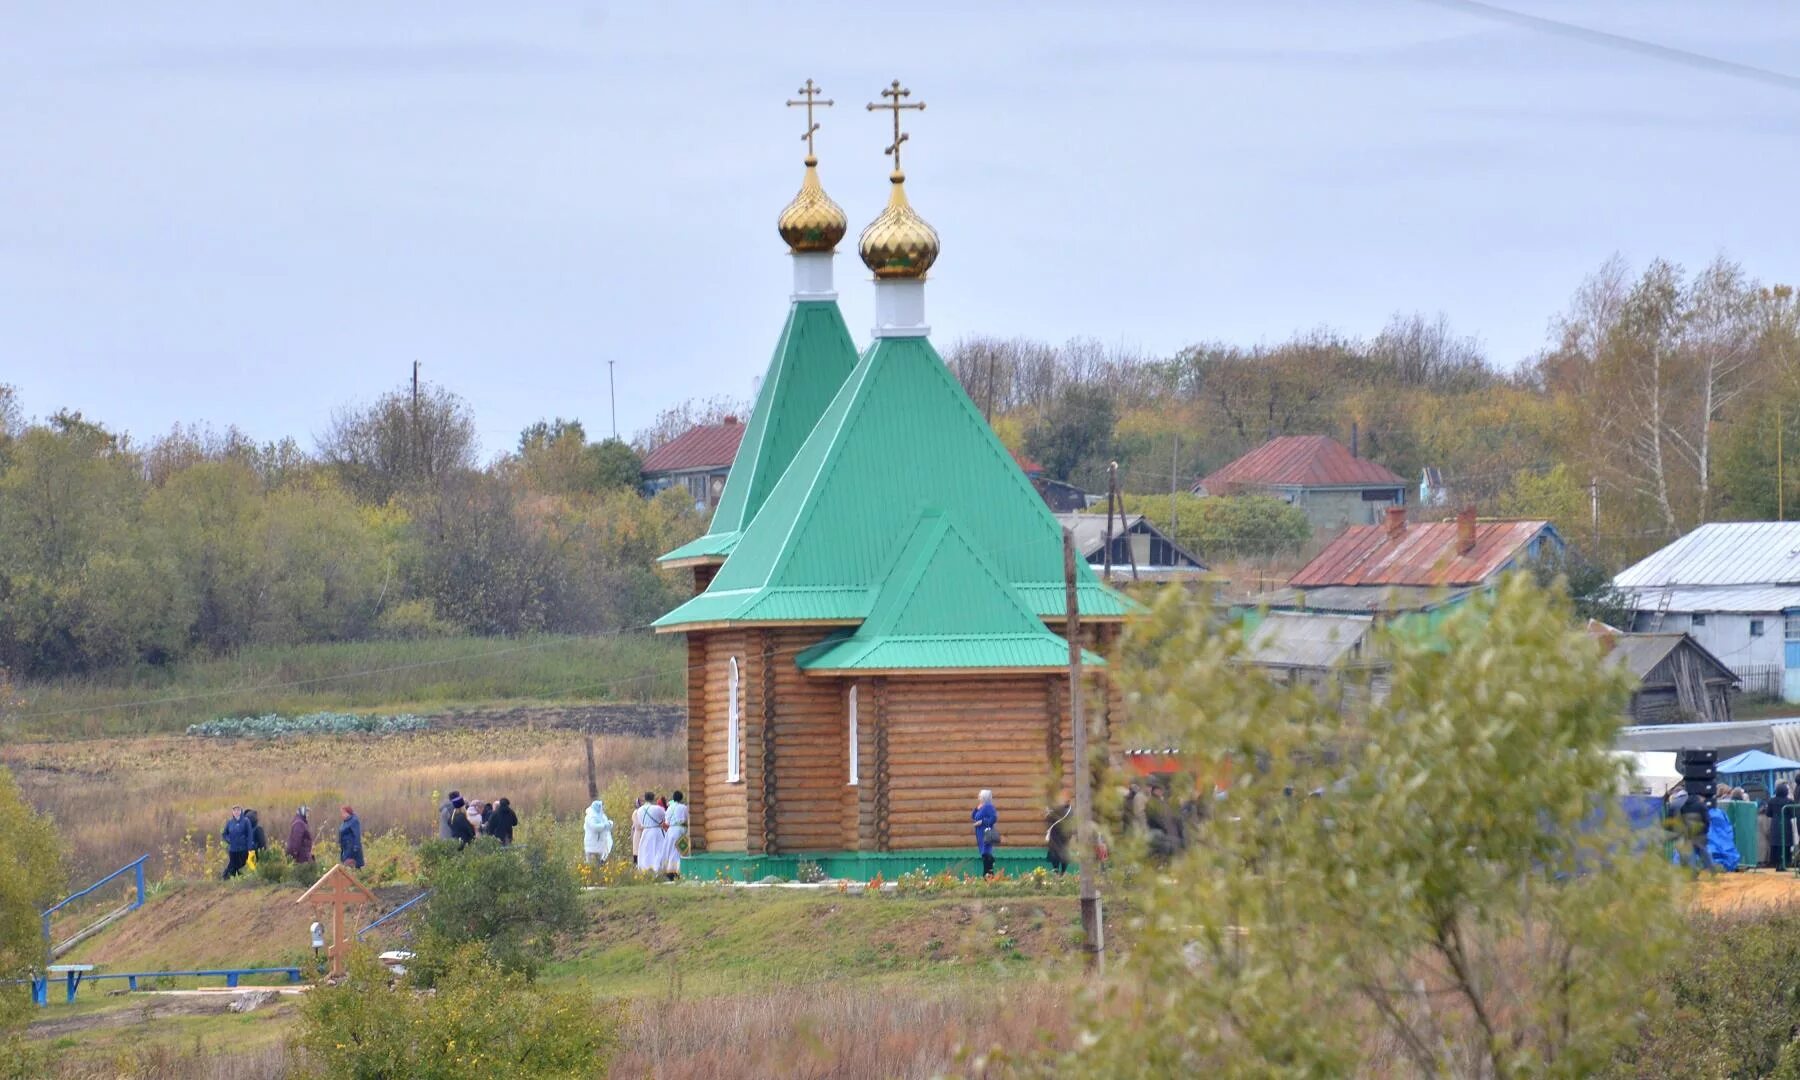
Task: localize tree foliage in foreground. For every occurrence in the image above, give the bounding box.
[1051,575,1681,1078]
[298,945,622,1080]
[0,761,62,1077]
[412,835,582,983]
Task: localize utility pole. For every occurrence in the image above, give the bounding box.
[1589,476,1599,551]
[411,360,426,479]
[608,360,618,439]
[1103,462,1117,582]
[1063,528,1103,971]
[1169,433,1180,542]
[1780,403,1786,522]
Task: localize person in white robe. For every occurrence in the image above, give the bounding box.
[629,796,646,861]
[635,798,668,873]
[582,799,614,865]
[660,791,688,879]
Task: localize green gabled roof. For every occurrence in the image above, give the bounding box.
[794,512,1102,673]
[657,299,860,565]
[655,333,1131,629]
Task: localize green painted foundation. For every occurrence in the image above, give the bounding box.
[682,849,1053,883]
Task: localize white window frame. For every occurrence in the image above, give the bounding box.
[726,657,742,783]
[847,685,860,787]
[1787,614,1800,643]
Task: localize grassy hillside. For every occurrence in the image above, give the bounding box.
[6,633,684,739]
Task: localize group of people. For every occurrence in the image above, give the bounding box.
[1122,779,1202,861]
[221,804,363,877]
[437,791,519,849]
[630,792,687,879]
[575,791,687,879]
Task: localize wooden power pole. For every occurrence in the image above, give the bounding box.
[1064,528,1104,970]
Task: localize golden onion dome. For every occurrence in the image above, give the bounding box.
[858,170,939,279]
[777,156,848,253]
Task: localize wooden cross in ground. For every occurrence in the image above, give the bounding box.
[866,79,925,174]
[787,78,833,161]
[296,864,378,979]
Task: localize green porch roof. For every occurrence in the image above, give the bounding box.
[655,333,1132,630]
[658,300,860,565]
[793,512,1102,673]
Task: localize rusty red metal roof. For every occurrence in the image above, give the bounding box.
[1010,449,1044,476]
[1195,435,1404,493]
[641,419,744,474]
[1287,519,1555,588]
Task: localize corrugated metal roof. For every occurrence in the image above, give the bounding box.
[793,514,1099,672]
[1613,522,1800,589]
[1617,584,1800,614]
[641,419,745,474]
[1195,435,1404,493]
[1051,512,1206,571]
[1597,631,1738,684]
[1242,612,1375,669]
[655,301,859,565]
[1263,583,1480,614]
[656,334,1132,629]
[1287,519,1555,588]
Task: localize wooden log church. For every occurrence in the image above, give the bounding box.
[654,81,1130,879]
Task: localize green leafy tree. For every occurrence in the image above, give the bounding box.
[1023,384,1116,485]
[0,763,62,1067]
[1050,575,1681,1078]
[590,437,642,491]
[1498,464,1588,542]
[298,945,622,1079]
[413,835,582,981]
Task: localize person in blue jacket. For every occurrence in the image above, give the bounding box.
[338,805,365,869]
[221,806,253,879]
[971,789,998,877]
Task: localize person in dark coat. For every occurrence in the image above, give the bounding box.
[338,805,365,869]
[486,797,519,846]
[1045,802,1073,874]
[221,806,253,879]
[285,806,314,864]
[971,789,999,877]
[246,809,268,853]
[448,803,477,849]
[1145,782,1185,861]
[438,790,461,840]
[1766,783,1796,869]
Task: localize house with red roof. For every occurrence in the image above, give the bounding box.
[641,417,745,510]
[1193,434,1407,536]
[1268,506,1562,615]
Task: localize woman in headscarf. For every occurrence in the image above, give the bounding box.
[583,799,615,865]
[971,789,999,877]
[635,795,668,874]
[338,805,365,869]
[285,806,315,865]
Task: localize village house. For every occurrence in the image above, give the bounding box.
[1193,434,1407,536]
[641,417,745,510]
[1268,507,1562,616]
[1613,522,1800,701]
[1053,512,1207,581]
[1240,611,1387,707]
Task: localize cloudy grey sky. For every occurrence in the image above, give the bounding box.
[3,1,1797,456]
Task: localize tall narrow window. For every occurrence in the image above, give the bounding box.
[847,685,860,786]
[726,657,741,783]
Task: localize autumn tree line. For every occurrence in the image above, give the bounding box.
[949,254,1800,566]
[0,381,707,680]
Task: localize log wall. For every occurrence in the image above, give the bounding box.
[692,629,749,852]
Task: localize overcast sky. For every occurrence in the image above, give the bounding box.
[3,1,1797,457]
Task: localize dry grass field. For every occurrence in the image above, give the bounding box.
[6,724,683,885]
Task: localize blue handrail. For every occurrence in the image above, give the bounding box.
[41,855,148,945]
[357,891,429,940]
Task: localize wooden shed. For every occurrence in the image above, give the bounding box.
[1596,629,1738,726]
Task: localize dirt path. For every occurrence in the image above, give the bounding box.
[1693,870,1800,912]
[28,992,299,1041]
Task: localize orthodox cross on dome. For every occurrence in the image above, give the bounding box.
[295,863,377,979]
[787,78,834,160]
[866,79,925,174]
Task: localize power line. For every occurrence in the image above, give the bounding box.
[1415,0,1800,93]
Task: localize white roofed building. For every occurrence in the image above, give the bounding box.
[1613,522,1800,701]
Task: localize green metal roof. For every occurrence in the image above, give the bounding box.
[657,299,860,565]
[794,512,1101,672]
[655,333,1132,629]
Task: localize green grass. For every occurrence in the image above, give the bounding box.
[6,633,684,739]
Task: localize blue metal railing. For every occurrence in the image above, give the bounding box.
[41,855,148,947]
[34,966,302,1005]
[356,891,428,940]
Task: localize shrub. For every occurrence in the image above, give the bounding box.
[297,944,622,1079]
[254,847,289,884]
[795,859,827,884]
[413,836,581,982]
[577,857,658,888]
[290,857,324,888]
[358,826,422,886]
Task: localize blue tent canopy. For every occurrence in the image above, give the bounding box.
[1718,750,1800,776]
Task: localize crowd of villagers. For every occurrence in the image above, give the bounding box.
[581,790,688,880]
[219,803,374,877]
